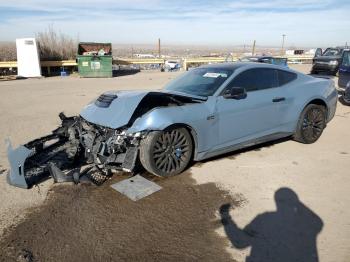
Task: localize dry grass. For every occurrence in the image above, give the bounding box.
[36,26,78,60]
[0,42,17,61]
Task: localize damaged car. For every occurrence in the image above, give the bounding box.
[7,63,337,188]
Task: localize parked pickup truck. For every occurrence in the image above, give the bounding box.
[311,46,349,75]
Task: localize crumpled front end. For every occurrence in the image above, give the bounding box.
[77,116,143,172]
[6,113,144,188]
[6,90,203,188]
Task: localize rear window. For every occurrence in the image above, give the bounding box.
[277,70,297,86]
[240,57,258,62]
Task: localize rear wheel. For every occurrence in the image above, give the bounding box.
[140,127,193,177]
[340,95,350,106]
[293,104,326,144]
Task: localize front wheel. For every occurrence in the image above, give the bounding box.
[139,127,193,177]
[293,104,326,144]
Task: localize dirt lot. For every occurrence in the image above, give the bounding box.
[0,65,349,261]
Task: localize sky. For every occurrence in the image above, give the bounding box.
[0,0,349,47]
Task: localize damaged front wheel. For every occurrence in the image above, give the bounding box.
[139,127,193,177]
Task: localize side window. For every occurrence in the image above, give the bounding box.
[277,70,297,86]
[342,51,350,66]
[227,68,278,92]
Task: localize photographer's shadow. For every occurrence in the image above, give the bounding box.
[220,188,323,262]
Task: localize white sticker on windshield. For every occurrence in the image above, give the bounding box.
[203,72,228,78]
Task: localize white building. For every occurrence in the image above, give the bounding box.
[134,54,155,58]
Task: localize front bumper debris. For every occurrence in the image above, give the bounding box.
[6,140,33,189]
[6,113,141,188]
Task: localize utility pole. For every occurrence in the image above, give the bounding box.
[131,46,134,58]
[281,34,286,55]
[252,40,256,56]
[158,38,161,58]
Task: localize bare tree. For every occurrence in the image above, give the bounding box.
[36,26,78,60]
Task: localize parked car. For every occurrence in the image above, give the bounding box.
[339,81,350,106]
[311,47,349,75]
[338,50,350,88]
[239,56,288,67]
[7,63,337,188]
[164,60,181,71]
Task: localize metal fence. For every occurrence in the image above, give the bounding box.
[0,55,314,74]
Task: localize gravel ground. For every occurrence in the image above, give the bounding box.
[0,65,349,261]
[0,173,241,262]
[0,71,180,238]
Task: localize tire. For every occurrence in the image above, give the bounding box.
[293,104,327,144]
[339,95,350,106]
[139,127,193,177]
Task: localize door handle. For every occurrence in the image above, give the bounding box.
[207,115,215,120]
[272,97,286,102]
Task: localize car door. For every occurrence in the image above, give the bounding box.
[339,51,350,88]
[215,68,286,149]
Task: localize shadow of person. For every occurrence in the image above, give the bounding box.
[220,188,323,262]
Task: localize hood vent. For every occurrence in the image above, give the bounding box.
[95,93,118,108]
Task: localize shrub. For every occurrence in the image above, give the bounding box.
[36,26,78,60]
[0,42,17,61]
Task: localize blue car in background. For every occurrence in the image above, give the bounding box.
[239,56,288,67]
[338,50,350,88]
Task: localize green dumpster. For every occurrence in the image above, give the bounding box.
[77,42,112,78]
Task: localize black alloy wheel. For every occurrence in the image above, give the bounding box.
[140,127,193,177]
[294,104,326,144]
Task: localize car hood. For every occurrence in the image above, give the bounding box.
[315,55,341,61]
[79,90,206,129]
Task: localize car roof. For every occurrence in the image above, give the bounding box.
[241,55,272,60]
[199,62,289,71]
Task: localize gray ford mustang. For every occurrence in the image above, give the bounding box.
[7,63,337,188]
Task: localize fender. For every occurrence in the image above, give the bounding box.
[126,98,218,155]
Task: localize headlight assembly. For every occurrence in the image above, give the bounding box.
[329,60,338,66]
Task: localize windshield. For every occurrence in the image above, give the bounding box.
[164,67,234,97]
[323,48,341,56]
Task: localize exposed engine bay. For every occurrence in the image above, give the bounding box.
[6,91,203,188]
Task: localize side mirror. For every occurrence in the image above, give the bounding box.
[223,87,247,99]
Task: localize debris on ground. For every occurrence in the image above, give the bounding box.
[16,249,34,262]
[0,76,17,81]
[110,174,162,201]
